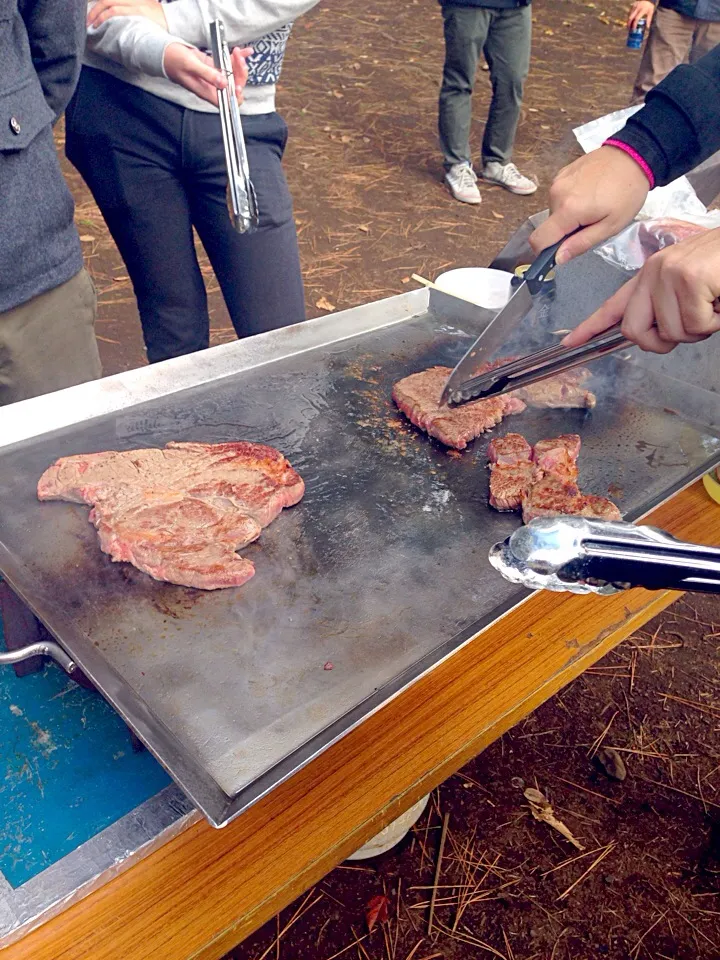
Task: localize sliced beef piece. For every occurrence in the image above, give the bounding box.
[488,433,533,465]
[513,368,596,410]
[489,462,535,512]
[38,441,304,590]
[532,434,581,480]
[392,366,525,450]
[486,432,620,523]
[576,493,622,521]
[488,434,534,511]
[522,474,582,523]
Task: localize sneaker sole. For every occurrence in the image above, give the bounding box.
[446,185,482,205]
[482,177,537,196]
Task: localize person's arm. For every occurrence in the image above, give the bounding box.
[18,0,86,120]
[611,44,720,188]
[530,45,720,263]
[87,0,321,52]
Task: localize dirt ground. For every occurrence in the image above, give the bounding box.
[57,0,720,957]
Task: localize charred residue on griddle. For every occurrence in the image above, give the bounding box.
[607,482,624,499]
[151,588,203,620]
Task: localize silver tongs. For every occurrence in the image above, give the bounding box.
[489,516,720,596]
[210,20,259,234]
[452,326,632,404]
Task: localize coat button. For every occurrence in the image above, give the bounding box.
[9,117,21,135]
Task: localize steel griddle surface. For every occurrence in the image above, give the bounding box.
[2,259,720,826]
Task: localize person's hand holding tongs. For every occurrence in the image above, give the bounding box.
[529,147,720,356]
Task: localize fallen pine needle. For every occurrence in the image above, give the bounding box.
[541,843,613,878]
[629,909,669,959]
[550,775,621,805]
[322,932,370,960]
[637,775,720,810]
[428,812,449,936]
[257,890,323,960]
[587,710,618,758]
[557,842,616,901]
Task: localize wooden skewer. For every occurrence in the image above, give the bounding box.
[411,273,441,291]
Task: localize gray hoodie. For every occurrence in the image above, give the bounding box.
[85,0,320,115]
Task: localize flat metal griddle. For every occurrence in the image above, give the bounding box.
[1,253,720,827]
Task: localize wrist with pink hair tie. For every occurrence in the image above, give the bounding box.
[603,138,656,189]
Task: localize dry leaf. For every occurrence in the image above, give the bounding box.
[544,28,555,35]
[598,15,611,24]
[366,895,390,933]
[315,296,335,312]
[112,276,129,282]
[492,211,505,220]
[358,224,370,233]
[340,135,352,143]
[524,787,585,850]
[79,235,95,242]
[332,90,344,98]
[597,747,627,781]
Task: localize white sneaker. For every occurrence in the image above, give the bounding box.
[445,163,481,205]
[482,161,537,196]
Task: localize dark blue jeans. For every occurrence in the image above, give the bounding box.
[66,67,305,363]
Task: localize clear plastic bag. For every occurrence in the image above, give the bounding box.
[595,214,720,272]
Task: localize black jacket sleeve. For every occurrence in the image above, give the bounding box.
[612,44,720,187]
[18,0,86,120]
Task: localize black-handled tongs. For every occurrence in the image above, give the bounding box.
[489,516,720,596]
[209,20,259,234]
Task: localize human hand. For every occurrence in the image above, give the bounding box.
[88,0,168,30]
[562,226,720,353]
[627,1,655,29]
[163,44,251,107]
[529,147,651,264]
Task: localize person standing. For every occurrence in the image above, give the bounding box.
[0,0,101,405]
[628,0,720,103]
[438,0,538,205]
[65,0,318,365]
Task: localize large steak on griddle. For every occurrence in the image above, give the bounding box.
[38,441,305,590]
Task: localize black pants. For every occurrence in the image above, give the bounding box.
[66,67,305,363]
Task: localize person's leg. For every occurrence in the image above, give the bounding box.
[65,68,210,363]
[481,6,531,167]
[438,5,490,168]
[689,17,720,64]
[631,7,694,102]
[184,111,306,338]
[0,268,101,405]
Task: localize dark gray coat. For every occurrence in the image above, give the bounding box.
[0,0,84,313]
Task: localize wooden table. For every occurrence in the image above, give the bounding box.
[6,480,718,960]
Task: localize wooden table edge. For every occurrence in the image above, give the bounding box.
[5,480,717,960]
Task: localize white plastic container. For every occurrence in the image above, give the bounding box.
[434,267,512,311]
[346,794,430,860]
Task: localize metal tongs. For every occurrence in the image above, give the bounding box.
[210,20,259,234]
[489,516,720,596]
[442,231,632,406]
[453,327,631,404]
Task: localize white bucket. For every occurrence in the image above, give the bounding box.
[346,794,430,860]
[434,267,513,311]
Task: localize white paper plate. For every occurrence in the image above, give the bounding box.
[434,267,513,311]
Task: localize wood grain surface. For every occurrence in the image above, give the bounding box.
[6,481,718,960]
